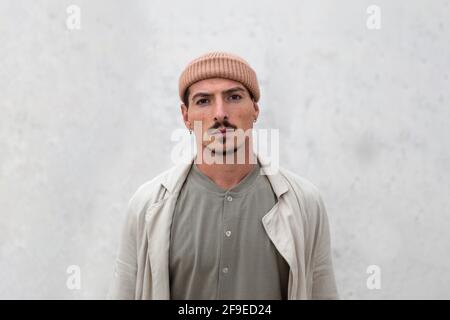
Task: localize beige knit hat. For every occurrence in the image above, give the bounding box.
[178,51,260,104]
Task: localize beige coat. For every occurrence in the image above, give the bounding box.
[107,152,339,299]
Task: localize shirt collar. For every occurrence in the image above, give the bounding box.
[189,159,261,196]
[161,151,289,199]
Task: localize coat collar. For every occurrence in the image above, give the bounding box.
[160,151,289,199]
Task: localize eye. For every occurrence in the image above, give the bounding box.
[196,98,209,105]
[228,94,242,101]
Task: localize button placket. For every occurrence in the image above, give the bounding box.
[217,192,236,298]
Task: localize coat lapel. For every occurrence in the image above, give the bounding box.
[258,153,305,299]
[142,156,193,299]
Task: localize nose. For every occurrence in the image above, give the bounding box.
[213,97,228,124]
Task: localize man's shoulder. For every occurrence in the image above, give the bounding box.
[276,166,329,223]
[126,165,177,217]
[278,166,323,202]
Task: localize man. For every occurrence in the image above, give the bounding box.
[108,52,339,299]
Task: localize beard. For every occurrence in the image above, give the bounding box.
[202,134,250,166]
[208,135,239,154]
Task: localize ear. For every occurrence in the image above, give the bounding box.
[253,102,260,120]
[180,103,190,129]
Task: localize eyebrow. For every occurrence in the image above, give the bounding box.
[191,86,247,102]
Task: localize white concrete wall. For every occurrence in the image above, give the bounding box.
[1,0,449,299]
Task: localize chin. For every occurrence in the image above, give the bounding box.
[215,147,238,155]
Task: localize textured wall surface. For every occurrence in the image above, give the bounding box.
[1,0,449,299]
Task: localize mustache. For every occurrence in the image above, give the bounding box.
[210,120,237,130]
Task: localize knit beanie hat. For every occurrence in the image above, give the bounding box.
[178,51,260,104]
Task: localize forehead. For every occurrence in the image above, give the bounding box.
[189,78,246,94]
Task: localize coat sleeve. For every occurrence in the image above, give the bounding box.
[310,192,339,299]
[107,196,138,300]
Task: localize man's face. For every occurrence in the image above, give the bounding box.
[181,78,259,157]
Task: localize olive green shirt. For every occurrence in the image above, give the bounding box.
[169,160,290,300]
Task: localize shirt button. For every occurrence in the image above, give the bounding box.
[222,267,229,274]
[225,230,232,237]
[226,196,233,202]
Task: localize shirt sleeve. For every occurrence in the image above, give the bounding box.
[311,192,339,299]
[107,197,138,300]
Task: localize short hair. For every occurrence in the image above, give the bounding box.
[183,88,190,108]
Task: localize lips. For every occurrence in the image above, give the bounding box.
[210,128,235,135]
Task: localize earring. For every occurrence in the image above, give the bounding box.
[189,128,192,134]
[253,119,257,123]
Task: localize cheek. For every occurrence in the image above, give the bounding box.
[190,113,209,127]
[235,112,253,126]
[235,104,255,122]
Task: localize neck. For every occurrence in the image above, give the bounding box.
[194,145,257,191]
